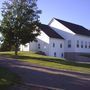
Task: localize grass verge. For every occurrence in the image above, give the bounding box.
[0,51,90,74]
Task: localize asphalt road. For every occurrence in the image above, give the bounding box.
[0,58,90,90]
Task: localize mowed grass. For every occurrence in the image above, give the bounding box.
[0,67,20,90]
[0,51,90,74]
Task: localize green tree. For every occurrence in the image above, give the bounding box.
[0,0,41,55]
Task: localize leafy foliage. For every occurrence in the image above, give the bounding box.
[0,0,41,55]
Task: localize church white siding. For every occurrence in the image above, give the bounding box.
[20,18,90,60]
[49,38,64,58]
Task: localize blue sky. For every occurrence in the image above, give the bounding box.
[0,0,90,29]
[37,0,90,29]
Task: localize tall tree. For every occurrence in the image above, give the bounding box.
[0,0,41,55]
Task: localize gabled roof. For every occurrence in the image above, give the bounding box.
[39,24,64,39]
[55,18,90,36]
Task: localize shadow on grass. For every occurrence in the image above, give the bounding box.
[0,53,15,58]
[0,53,90,69]
[19,56,90,68]
[0,67,22,90]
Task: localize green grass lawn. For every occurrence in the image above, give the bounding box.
[0,51,90,74]
[0,67,20,90]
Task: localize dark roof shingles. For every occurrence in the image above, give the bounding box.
[39,24,64,39]
[55,18,90,36]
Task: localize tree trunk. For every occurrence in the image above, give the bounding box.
[15,48,18,56]
[15,42,18,56]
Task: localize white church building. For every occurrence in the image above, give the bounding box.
[20,18,90,61]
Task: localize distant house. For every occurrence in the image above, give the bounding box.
[20,18,90,61]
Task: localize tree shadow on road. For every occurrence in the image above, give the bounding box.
[0,53,90,69]
[1,62,89,90]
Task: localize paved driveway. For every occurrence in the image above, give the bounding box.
[0,58,90,90]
